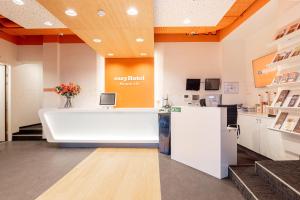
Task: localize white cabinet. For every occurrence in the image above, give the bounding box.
[238,113,299,160]
[238,114,260,152]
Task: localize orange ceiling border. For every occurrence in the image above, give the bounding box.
[155,34,220,42]
[218,0,270,41]
[0,31,18,44]
[0,0,270,44]
[0,33,84,45]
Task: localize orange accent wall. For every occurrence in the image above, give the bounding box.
[105,58,154,108]
[252,52,276,88]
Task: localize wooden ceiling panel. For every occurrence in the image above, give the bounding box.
[37,0,154,58]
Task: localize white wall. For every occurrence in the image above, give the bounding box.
[11,63,43,133]
[221,39,246,105]
[155,42,223,106]
[0,40,44,137]
[59,44,99,107]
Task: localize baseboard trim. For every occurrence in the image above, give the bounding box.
[58,143,159,148]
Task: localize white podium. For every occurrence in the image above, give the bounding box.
[171,106,237,179]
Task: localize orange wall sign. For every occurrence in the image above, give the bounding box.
[252,52,276,88]
[105,58,154,108]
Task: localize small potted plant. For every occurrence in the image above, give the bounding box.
[55,83,80,108]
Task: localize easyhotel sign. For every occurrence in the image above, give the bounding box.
[113,75,145,86]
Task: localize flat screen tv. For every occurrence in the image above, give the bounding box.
[205,79,220,90]
[186,79,200,91]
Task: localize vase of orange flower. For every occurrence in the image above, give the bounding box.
[55,83,81,108]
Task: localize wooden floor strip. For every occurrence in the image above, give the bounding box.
[35,148,161,200]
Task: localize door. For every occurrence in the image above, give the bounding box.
[0,65,5,141]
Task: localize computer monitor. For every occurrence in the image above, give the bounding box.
[186,79,201,91]
[205,94,222,107]
[205,79,221,90]
[99,93,116,106]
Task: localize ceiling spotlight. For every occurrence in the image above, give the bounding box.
[44,21,53,26]
[127,7,138,16]
[12,0,24,6]
[140,53,147,56]
[107,53,114,57]
[97,9,106,17]
[65,9,78,17]
[183,18,191,25]
[136,37,144,43]
[93,38,102,43]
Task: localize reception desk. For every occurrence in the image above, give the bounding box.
[171,106,237,179]
[39,108,159,146]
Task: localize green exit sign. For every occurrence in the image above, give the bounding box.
[171,107,181,112]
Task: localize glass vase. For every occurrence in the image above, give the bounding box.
[64,96,72,108]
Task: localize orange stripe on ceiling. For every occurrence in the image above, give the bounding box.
[0,28,73,36]
[218,0,270,41]
[155,34,220,42]
[0,31,18,44]
[43,88,56,92]
[59,35,84,43]
[16,36,43,45]
[43,35,84,43]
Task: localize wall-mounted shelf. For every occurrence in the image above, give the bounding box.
[266,81,300,89]
[268,127,300,137]
[267,56,300,69]
[268,30,300,49]
[267,106,300,111]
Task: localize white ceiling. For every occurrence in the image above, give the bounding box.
[154,0,236,27]
[224,0,278,41]
[0,0,65,29]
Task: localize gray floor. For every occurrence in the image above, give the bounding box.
[0,141,244,200]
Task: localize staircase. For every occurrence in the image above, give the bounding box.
[229,160,300,200]
[12,124,43,141]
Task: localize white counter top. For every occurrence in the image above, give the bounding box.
[40,107,158,113]
[238,111,272,119]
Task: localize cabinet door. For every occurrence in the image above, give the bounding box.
[259,118,286,160]
[238,115,259,151]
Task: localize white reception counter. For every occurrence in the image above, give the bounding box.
[39,108,159,145]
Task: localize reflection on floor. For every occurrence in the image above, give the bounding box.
[0,141,245,200]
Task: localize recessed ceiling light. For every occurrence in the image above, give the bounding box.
[136,37,144,43]
[44,21,53,26]
[127,7,138,16]
[12,0,24,6]
[183,18,191,25]
[107,53,114,57]
[140,53,147,56]
[93,38,102,43]
[65,9,78,17]
[97,9,106,17]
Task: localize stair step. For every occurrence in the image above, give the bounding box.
[12,135,43,141]
[17,130,43,135]
[255,160,300,200]
[229,165,284,200]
